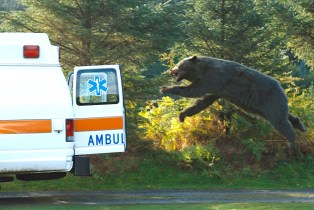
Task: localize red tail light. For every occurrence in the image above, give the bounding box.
[66,119,74,142]
[23,45,40,58]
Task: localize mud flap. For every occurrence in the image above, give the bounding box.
[0,176,14,182]
[73,155,91,176]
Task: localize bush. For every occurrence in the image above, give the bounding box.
[175,145,219,173]
[139,96,225,151]
[288,83,314,142]
[242,138,266,161]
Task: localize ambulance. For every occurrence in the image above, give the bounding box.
[0,33,126,182]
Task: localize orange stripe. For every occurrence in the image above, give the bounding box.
[75,117,123,132]
[0,120,52,134]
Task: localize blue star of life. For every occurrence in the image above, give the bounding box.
[88,76,107,96]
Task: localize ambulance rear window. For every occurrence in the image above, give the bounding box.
[76,69,119,105]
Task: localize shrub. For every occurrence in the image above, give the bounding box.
[242,138,266,161]
[176,144,220,176]
[288,83,314,142]
[139,96,225,151]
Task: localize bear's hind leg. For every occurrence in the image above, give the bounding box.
[272,120,296,147]
[289,113,306,132]
[260,98,296,146]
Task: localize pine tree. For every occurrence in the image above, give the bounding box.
[258,0,314,69]
[178,0,286,71]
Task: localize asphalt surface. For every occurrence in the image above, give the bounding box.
[1,189,314,205]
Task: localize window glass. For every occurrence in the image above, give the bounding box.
[76,69,119,105]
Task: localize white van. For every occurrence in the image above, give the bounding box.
[0,33,126,182]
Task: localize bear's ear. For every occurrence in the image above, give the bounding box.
[190,55,198,62]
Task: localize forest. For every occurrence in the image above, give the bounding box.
[0,0,313,186]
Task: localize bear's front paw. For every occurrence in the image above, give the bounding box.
[179,112,186,122]
[160,86,170,94]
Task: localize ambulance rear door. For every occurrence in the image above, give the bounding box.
[72,65,126,155]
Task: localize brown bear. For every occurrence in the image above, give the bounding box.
[160,56,306,146]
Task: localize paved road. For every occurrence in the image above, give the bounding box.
[1,189,314,205]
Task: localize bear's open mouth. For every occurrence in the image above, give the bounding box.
[169,68,179,77]
[170,71,178,77]
[169,67,182,81]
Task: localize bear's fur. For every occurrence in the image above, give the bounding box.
[160,56,306,146]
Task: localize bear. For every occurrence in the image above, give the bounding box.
[160,55,306,147]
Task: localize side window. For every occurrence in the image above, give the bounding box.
[76,69,119,105]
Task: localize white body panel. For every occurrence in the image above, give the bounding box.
[0,66,72,120]
[0,149,73,172]
[0,66,74,173]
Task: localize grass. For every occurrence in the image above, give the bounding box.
[1,149,314,191]
[2,203,314,210]
[1,145,314,210]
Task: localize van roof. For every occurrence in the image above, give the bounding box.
[0,33,60,66]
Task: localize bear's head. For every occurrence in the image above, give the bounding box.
[169,56,199,82]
